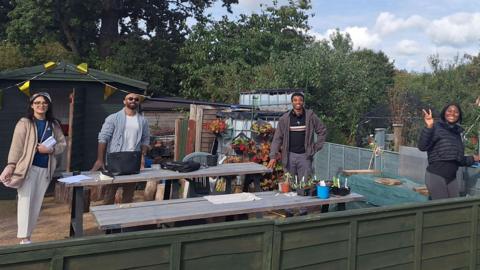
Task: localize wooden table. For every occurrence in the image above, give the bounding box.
[59,162,271,237]
[91,192,364,231]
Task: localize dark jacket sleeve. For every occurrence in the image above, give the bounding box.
[269,118,285,159]
[418,126,435,151]
[312,114,327,152]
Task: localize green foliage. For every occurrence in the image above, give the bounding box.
[1,0,237,97]
[177,0,313,103]
[246,32,395,144]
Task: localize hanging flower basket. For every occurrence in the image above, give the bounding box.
[231,133,256,156]
[203,119,228,135]
[251,121,274,141]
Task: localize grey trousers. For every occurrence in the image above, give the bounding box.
[17,165,50,238]
[285,152,313,215]
[425,171,459,200]
[285,152,313,182]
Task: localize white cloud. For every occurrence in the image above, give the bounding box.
[426,12,480,47]
[394,40,421,55]
[345,27,381,49]
[310,27,381,49]
[374,12,428,36]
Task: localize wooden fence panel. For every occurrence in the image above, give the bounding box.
[3,198,480,269]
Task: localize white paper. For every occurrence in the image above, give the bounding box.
[58,175,92,184]
[41,136,57,148]
[204,193,261,204]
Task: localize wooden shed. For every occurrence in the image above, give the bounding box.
[0,62,148,174]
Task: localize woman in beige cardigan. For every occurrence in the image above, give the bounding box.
[0,92,66,244]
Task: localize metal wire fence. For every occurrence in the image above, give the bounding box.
[313,142,400,180]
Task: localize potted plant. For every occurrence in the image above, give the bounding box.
[278,172,292,193]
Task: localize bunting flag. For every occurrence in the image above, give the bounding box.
[18,81,31,97]
[104,84,117,100]
[0,90,3,110]
[43,61,57,71]
[76,63,88,74]
[138,95,146,103]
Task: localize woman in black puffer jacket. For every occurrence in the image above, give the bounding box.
[418,103,479,199]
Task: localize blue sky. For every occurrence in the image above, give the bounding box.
[206,0,480,72]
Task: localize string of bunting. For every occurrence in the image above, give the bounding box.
[0,61,150,102]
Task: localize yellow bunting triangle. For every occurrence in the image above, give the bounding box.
[76,63,88,74]
[104,84,117,100]
[18,81,31,97]
[43,61,57,71]
[138,95,145,103]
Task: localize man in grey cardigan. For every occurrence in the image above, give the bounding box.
[91,93,150,204]
[268,92,327,184]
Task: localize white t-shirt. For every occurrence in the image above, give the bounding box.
[121,114,139,151]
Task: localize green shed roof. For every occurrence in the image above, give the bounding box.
[0,62,148,90]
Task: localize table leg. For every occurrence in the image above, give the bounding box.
[163,180,171,200]
[252,174,262,192]
[225,176,234,194]
[69,186,84,237]
[170,181,180,199]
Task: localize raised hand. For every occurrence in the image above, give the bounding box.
[422,109,434,128]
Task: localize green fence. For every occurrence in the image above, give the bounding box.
[1,196,480,269]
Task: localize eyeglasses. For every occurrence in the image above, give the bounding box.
[33,101,49,105]
[127,97,140,102]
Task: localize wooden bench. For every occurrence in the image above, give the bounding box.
[91,192,365,231]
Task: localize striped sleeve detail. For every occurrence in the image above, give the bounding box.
[289,125,306,132]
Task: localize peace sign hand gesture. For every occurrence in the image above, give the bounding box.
[422,109,434,128]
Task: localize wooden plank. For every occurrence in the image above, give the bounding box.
[421,237,470,260]
[0,261,50,270]
[423,207,472,227]
[342,169,380,176]
[376,262,414,270]
[283,259,347,270]
[60,163,271,187]
[63,245,170,270]
[181,252,263,270]
[348,220,358,270]
[357,230,414,256]
[128,264,169,270]
[422,222,471,243]
[356,247,414,270]
[65,89,74,172]
[182,234,263,260]
[281,223,349,250]
[470,204,479,269]
[91,192,364,230]
[421,252,469,270]
[281,241,349,269]
[414,212,423,270]
[186,119,196,155]
[357,214,416,237]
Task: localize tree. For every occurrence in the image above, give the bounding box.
[177,0,313,102]
[3,0,238,95]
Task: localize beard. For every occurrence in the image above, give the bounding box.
[126,102,138,110]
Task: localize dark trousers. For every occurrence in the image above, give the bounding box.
[425,171,459,199]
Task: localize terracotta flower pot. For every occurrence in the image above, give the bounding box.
[279,182,290,193]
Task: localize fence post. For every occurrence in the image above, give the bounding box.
[374,128,386,171]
